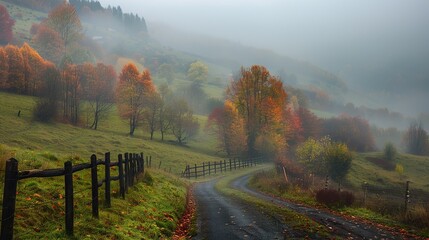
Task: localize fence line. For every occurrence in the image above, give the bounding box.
[0,151,152,239]
[181,157,262,179]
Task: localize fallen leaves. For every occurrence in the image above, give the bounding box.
[172,186,196,240]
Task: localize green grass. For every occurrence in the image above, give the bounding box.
[347,152,429,194]
[13,170,188,239]
[0,91,226,238]
[0,92,223,173]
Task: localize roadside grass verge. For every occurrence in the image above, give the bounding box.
[11,169,188,239]
[214,166,330,238]
[250,164,429,237]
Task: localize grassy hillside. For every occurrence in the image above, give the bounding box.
[0,92,224,238]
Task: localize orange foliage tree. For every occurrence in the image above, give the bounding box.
[86,63,116,130]
[0,47,8,89]
[20,43,46,95]
[45,2,82,58]
[116,63,155,136]
[33,25,64,64]
[4,45,24,93]
[227,65,288,157]
[207,100,247,156]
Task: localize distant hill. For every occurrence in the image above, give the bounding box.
[149,22,348,99]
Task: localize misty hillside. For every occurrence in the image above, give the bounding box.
[149,22,348,98]
[5,0,428,129]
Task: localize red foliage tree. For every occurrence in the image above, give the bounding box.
[298,107,321,140]
[0,4,15,45]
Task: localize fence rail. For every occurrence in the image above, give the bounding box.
[0,151,152,239]
[182,157,262,179]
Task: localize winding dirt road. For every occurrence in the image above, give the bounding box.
[193,169,417,239]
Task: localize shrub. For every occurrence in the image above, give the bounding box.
[316,189,355,207]
[384,142,397,161]
[33,100,57,122]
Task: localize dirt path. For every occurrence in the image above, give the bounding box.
[193,170,416,239]
[193,179,289,239]
[232,174,411,240]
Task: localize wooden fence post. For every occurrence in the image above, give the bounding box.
[405,181,410,213]
[141,153,145,174]
[214,162,217,174]
[104,152,111,208]
[194,164,197,179]
[130,154,134,186]
[203,162,205,177]
[234,158,236,170]
[90,155,99,218]
[149,156,152,168]
[124,153,129,192]
[229,159,232,171]
[208,162,211,175]
[1,158,19,240]
[118,154,125,199]
[64,161,74,236]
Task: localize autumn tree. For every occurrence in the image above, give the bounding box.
[227,65,287,156]
[33,63,61,122]
[0,47,8,89]
[298,107,321,139]
[321,115,375,152]
[158,83,173,141]
[86,63,116,130]
[62,63,81,124]
[33,25,64,64]
[140,69,158,139]
[20,43,46,95]
[170,99,200,144]
[45,2,82,59]
[207,101,247,156]
[116,63,154,136]
[0,4,15,45]
[4,45,24,92]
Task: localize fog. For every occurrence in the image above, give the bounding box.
[99,0,429,117]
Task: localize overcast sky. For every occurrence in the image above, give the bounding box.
[98,0,429,64]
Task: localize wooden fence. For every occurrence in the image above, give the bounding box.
[182,157,262,179]
[0,152,152,239]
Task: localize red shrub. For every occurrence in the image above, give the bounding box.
[316,189,355,207]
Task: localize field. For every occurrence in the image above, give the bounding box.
[0,92,224,238]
